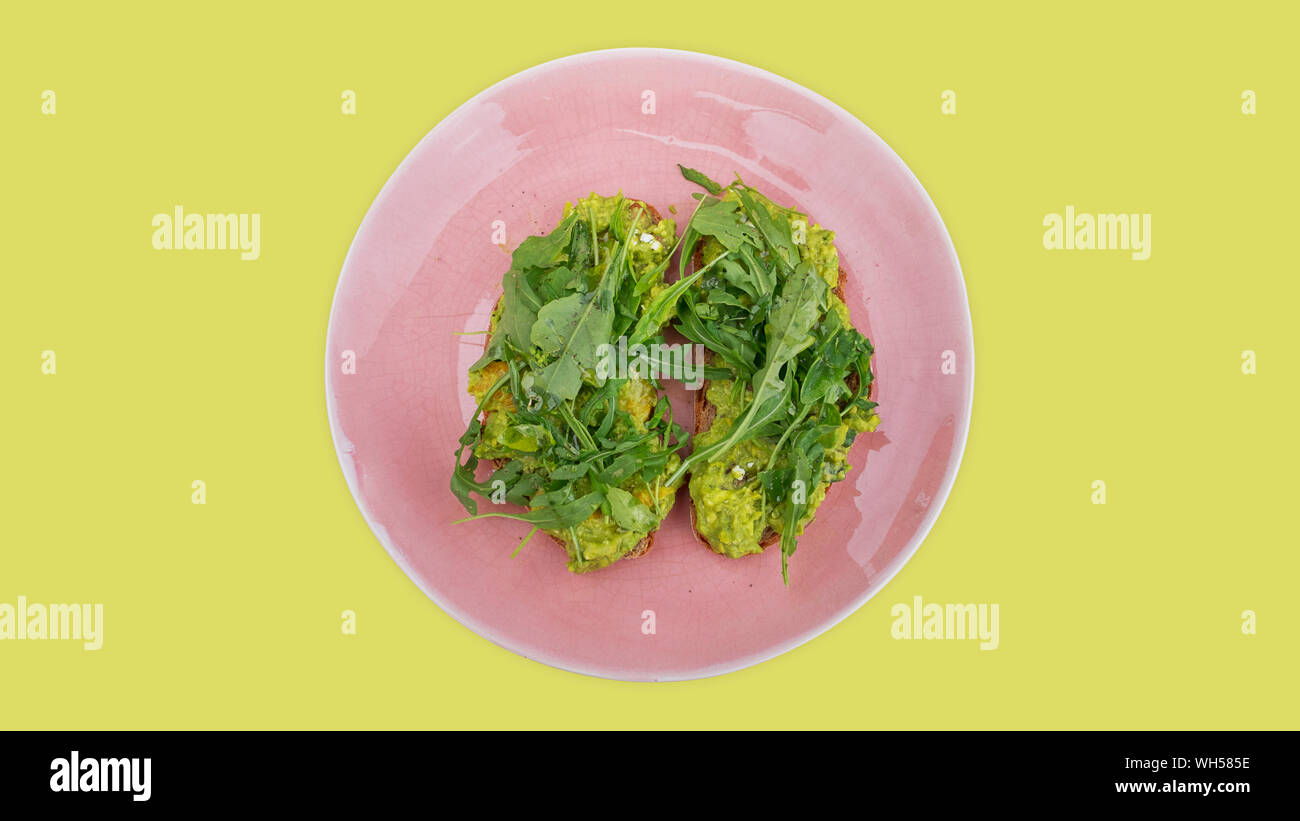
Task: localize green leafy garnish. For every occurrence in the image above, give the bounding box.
[677,164,723,195]
[669,171,879,584]
[451,193,693,572]
[453,170,879,581]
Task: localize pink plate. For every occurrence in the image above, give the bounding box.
[325,48,972,681]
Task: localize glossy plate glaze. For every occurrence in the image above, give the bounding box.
[325,48,972,681]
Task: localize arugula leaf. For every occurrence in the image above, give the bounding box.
[608,194,629,242]
[716,258,761,301]
[497,213,579,352]
[763,262,826,364]
[511,212,578,270]
[779,448,812,584]
[758,467,793,506]
[449,372,510,515]
[734,186,801,272]
[678,164,723,195]
[453,490,605,531]
[597,451,642,486]
[734,245,777,300]
[691,198,761,252]
[627,251,726,345]
[530,288,615,404]
[538,265,581,302]
[529,203,648,404]
[568,219,595,273]
[548,462,589,481]
[675,297,759,380]
[469,329,505,372]
[802,323,869,407]
[531,289,609,354]
[505,472,544,506]
[500,266,544,353]
[606,487,657,533]
[632,253,672,297]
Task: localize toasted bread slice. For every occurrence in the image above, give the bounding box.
[687,258,872,553]
[479,197,666,562]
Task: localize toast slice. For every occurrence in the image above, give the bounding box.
[478,198,666,563]
[687,259,872,552]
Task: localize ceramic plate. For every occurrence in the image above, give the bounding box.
[325,48,972,680]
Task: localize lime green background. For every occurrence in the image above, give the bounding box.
[2,1,1295,728]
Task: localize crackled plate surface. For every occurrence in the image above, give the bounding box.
[325,48,972,681]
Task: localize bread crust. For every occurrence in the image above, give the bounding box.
[480,197,665,562]
[687,252,874,553]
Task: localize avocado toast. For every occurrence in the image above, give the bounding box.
[450,169,880,581]
[666,167,881,582]
[451,193,689,572]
